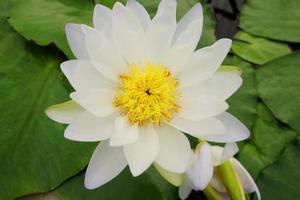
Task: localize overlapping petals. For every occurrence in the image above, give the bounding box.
[179,143,260,200]
[46,0,250,190]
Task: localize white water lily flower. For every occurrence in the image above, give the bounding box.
[179,143,260,200]
[46,0,249,189]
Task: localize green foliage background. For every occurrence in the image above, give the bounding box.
[0,0,299,199]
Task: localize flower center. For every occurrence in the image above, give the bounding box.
[114,63,180,126]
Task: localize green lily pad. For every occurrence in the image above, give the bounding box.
[8,0,94,58]
[232,31,292,65]
[256,51,300,133]
[256,137,300,200]
[0,18,95,200]
[237,103,297,178]
[0,0,10,18]
[239,0,300,43]
[55,167,177,200]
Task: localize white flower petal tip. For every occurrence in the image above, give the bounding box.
[124,125,160,176]
[175,3,203,35]
[93,4,112,35]
[179,180,192,200]
[193,3,202,13]
[210,38,232,63]
[112,1,125,10]
[126,0,151,30]
[218,38,232,47]
[220,113,250,141]
[181,71,243,101]
[155,125,192,173]
[45,100,84,124]
[233,159,261,200]
[65,23,90,59]
[60,60,116,91]
[157,0,177,13]
[202,112,250,143]
[164,1,203,73]
[171,3,202,51]
[210,143,239,166]
[168,116,227,139]
[210,146,223,166]
[181,3,203,24]
[84,141,127,189]
[187,143,214,190]
[223,143,239,160]
[64,112,114,142]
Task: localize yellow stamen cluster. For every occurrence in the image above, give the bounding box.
[114,63,180,126]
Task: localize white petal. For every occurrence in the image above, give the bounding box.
[210,172,227,193]
[65,23,90,59]
[93,4,112,37]
[64,111,114,141]
[181,71,242,100]
[84,28,125,81]
[177,95,228,121]
[70,89,116,117]
[124,125,159,176]
[166,21,202,73]
[166,4,203,73]
[178,38,232,88]
[179,179,192,200]
[210,146,224,166]
[155,125,192,173]
[232,159,261,200]
[187,143,213,190]
[223,143,239,161]
[173,3,202,44]
[110,116,139,146]
[84,141,127,189]
[126,0,151,30]
[153,0,177,25]
[112,2,145,64]
[61,60,116,91]
[202,112,250,143]
[145,0,177,64]
[168,115,226,138]
[45,100,84,124]
[210,143,238,166]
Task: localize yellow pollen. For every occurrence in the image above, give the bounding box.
[114,63,180,126]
